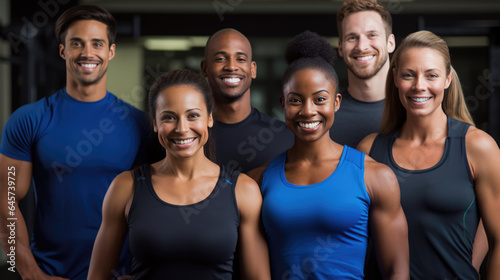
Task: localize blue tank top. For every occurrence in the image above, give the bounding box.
[128,164,240,279]
[370,116,478,280]
[261,146,370,280]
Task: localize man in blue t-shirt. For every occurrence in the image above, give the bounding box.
[330,0,396,148]
[201,28,294,173]
[0,5,153,280]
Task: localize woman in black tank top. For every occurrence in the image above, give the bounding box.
[88,69,271,280]
[358,31,500,279]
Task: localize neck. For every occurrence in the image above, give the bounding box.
[65,78,108,102]
[214,92,252,124]
[400,110,448,142]
[288,133,342,163]
[159,149,212,180]
[347,59,390,102]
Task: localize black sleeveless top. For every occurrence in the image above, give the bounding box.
[127,164,240,279]
[370,116,478,280]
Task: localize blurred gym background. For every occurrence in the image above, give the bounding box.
[1,0,499,279]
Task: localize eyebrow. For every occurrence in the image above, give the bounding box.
[213,51,249,58]
[159,108,202,115]
[69,37,107,44]
[287,90,330,97]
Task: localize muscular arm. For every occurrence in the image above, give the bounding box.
[356,133,378,154]
[0,154,68,280]
[466,128,500,278]
[235,174,271,280]
[365,159,409,280]
[88,171,134,280]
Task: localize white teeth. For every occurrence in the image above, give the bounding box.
[299,122,320,129]
[356,55,374,61]
[174,138,195,145]
[411,97,431,102]
[223,78,241,83]
[81,63,97,68]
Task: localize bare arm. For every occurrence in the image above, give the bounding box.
[356,133,378,154]
[365,159,409,280]
[466,128,500,278]
[88,171,134,280]
[235,173,271,280]
[0,154,69,280]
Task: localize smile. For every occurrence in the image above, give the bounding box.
[410,97,431,103]
[355,55,374,61]
[299,122,320,129]
[79,63,98,71]
[172,138,195,145]
[221,77,243,84]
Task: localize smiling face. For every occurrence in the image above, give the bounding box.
[201,30,257,103]
[282,68,341,143]
[338,11,395,80]
[59,20,115,87]
[153,85,214,159]
[394,47,452,119]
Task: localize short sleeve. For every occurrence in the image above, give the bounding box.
[0,104,41,162]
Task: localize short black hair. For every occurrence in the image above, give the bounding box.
[55,5,117,46]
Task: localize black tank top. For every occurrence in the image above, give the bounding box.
[370,116,478,279]
[127,164,240,279]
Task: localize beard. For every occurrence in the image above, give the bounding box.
[215,86,249,103]
[346,52,389,80]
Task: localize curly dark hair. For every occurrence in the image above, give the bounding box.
[283,30,339,92]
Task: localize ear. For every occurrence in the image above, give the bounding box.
[59,44,66,60]
[108,43,116,61]
[200,60,208,77]
[387,34,396,54]
[445,70,453,89]
[207,112,214,128]
[338,40,344,57]
[335,93,342,112]
[251,61,257,79]
[280,95,285,111]
[153,119,158,133]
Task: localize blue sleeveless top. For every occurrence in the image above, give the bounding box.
[128,164,240,279]
[261,146,371,280]
[370,116,478,280]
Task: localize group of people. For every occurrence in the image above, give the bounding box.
[0,0,499,280]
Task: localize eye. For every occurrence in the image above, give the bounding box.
[71,41,82,47]
[94,42,103,47]
[288,98,301,104]
[346,36,357,42]
[316,96,327,103]
[215,56,225,62]
[401,73,413,79]
[162,115,175,121]
[237,57,247,62]
[428,73,438,79]
[188,113,200,119]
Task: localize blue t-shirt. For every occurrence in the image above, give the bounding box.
[0,88,152,279]
[261,146,370,280]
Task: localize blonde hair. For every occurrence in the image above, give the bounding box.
[380,30,474,134]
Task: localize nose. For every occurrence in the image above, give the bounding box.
[414,75,426,92]
[355,35,369,51]
[223,58,237,71]
[175,118,189,133]
[300,100,316,117]
[81,44,93,58]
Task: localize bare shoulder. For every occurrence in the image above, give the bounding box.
[106,170,135,204]
[235,172,263,212]
[364,156,399,203]
[245,161,271,186]
[357,133,379,154]
[466,126,499,155]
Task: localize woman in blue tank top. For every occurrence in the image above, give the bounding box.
[247,31,409,280]
[358,31,500,279]
[87,69,271,279]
